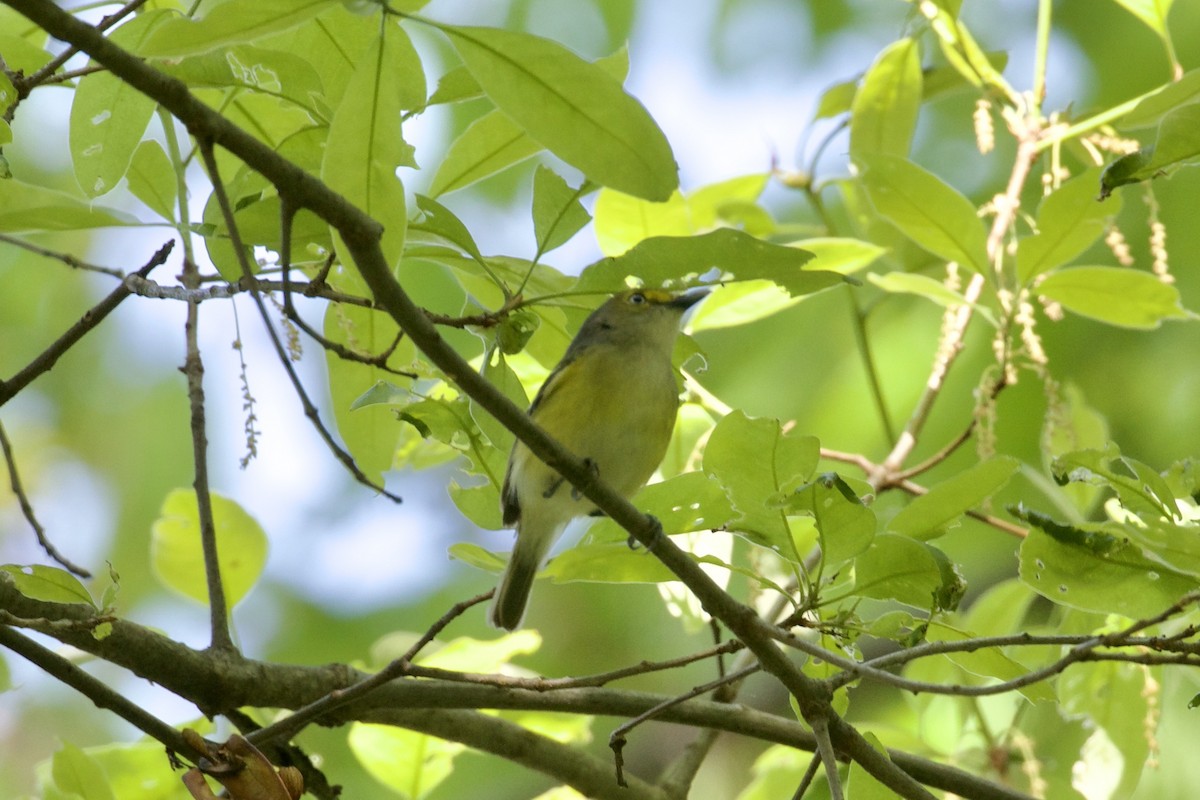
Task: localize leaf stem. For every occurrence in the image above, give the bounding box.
[1032,0,1052,113]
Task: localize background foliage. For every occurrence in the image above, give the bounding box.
[2,0,1199,799]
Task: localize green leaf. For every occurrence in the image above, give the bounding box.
[532,166,592,256]
[469,350,529,455]
[1036,266,1189,329]
[1061,661,1153,798]
[813,77,857,120]
[0,33,53,76]
[0,565,96,608]
[1052,446,1178,521]
[542,540,677,584]
[1016,506,1196,617]
[1017,168,1120,283]
[846,734,904,800]
[587,471,737,543]
[856,154,989,273]
[922,51,1009,98]
[413,632,541,671]
[69,738,203,800]
[157,44,328,117]
[69,11,168,198]
[688,238,885,330]
[349,722,465,800]
[439,25,677,200]
[736,745,814,800]
[450,481,503,530]
[150,489,268,608]
[50,742,115,800]
[125,140,177,221]
[593,173,768,256]
[888,456,1019,540]
[927,622,1056,702]
[855,534,964,611]
[592,187,690,256]
[849,37,922,159]
[1119,69,1200,130]
[427,109,543,197]
[703,411,820,554]
[786,473,876,564]
[323,303,412,483]
[577,228,842,297]
[139,0,339,58]
[1110,0,1176,41]
[321,27,413,282]
[411,194,484,262]
[1101,104,1200,197]
[1110,515,1200,578]
[351,380,411,410]
[448,541,506,573]
[426,47,631,198]
[426,65,482,106]
[0,180,139,231]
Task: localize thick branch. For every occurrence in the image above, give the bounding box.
[0,577,1032,800]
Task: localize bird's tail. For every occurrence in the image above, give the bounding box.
[490,516,561,630]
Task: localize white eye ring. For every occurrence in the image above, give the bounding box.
[629,292,647,304]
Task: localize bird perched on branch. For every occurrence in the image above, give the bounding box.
[490,289,707,630]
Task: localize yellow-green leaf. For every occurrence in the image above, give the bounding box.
[850,37,922,159]
[857,153,989,273]
[888,457,1020,540]
[69,10,169,197]
[139,0,338,58]
[439,25,677,201]
[1037,266,1189,329]
[150,489,268,607]
[349,723,465,800]
[0,564,96,608]
[126,140,177,221]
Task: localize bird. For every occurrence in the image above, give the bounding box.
[489,288,707,630]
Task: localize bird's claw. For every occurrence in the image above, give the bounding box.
[627,514,663,551]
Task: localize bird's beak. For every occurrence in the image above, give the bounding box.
[668,289,710,311]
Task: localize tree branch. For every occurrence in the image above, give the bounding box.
[0,624,204,763]
[0,239,174,408]
[0,420,92,576]
[0,575,1034,800]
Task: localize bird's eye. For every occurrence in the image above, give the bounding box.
[628,292,646,304]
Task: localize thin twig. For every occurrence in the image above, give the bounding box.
[180,250,235,653]
[790,753,823,800]
[0,420,91,576]
[811,714,846,800]
[897,479,1028,538]
[820,446,1028,538]
[0,240,174,408]
[609,664,760,788]
[405,638,746,692]
[20,0,149,89]
[35,63,105,84]
[247,592,493,748]
[0,232,126,277]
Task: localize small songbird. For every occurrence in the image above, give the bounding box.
[489,289,707,630]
